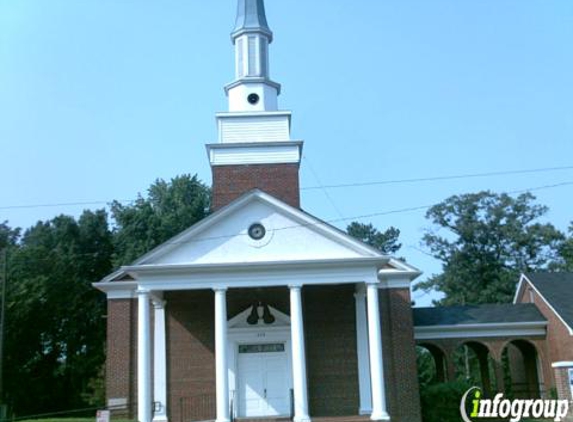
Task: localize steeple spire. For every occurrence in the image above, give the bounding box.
[207,0,303,210]
[232,0,273,42]
[225,0,280,112]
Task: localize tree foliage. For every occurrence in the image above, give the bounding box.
[416,191,564,305]
[2,174,210,417]
[111,174,210,266]
[555,223,573,271]
[346,222,402,255]
[4,211,113,414]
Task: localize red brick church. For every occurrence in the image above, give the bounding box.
[94,2,573,422]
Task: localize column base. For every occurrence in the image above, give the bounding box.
[370,411,390,421]
[152,416,168,422]
[216,419,230,422]
[293,416,311,422]
[359,407,373,415]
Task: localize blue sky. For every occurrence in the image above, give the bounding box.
[0,0,572,306]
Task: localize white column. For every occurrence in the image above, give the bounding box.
[138,288,153,422]
[366,283,390,421]
[355,286,372,415]
[152,298,168,422]
[290,285,311,422]
[214,288,230,422]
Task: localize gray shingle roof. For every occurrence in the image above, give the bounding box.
[524,272,573,330]
[232,0,272,39]
[413,303,546,327]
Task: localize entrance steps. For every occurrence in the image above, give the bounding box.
[236,417,369,422]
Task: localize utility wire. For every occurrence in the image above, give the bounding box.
[302,155,345,220]
[0,165,572,211]
[2,180,572,265]
[301,164,573,191]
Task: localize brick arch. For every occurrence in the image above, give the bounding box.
[453,340,497,396]
[501,339,543,398]
[417,342,449,383]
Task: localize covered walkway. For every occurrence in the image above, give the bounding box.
[413,304,549,398]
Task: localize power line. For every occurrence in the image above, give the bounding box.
[3,180,571,265]
[301,165,573,190]
[0,165,572,211]
[302,155,345,220]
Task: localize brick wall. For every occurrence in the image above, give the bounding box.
[211,163,300,210]
[554,366,573,401]
[304,285,360,416]
[106,299,137,418]
[166,290,216,422]
[106,285,423,421]
[380,288,423,422]
[516,280,573,393]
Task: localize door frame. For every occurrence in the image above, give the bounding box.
[228,311,293,418]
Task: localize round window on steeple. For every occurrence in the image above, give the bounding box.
[247,93,260,105]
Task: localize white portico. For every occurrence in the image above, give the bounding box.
[95,190,421,422]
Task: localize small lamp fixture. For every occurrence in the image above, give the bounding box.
[246,301,276,325]
[262,304,275,325]
[247,303,259,325]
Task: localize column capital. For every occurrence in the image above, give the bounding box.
[152,298,166,309]
[137,287,151,296]
[213,286,228,293]
[288,284,303,290]
[355,282,367,297]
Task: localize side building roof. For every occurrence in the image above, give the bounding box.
[413,303,546,327]
[520,272,573,331]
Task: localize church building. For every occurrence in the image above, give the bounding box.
[94,1,426,422]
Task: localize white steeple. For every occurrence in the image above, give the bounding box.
[225,0,281,112]
[207,0,303,210]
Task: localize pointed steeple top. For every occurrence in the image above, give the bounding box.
[232,0,273,42]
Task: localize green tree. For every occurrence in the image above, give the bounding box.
[556,223,573,271]
[111,174,210,266]
[4,210,113,415]
[1,174,211,417]
[347,222,402,254]
[0,221,19,250]
[416,191,564,305]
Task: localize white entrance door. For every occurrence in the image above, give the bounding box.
[237,344,290,418]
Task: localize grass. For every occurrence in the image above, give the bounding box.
[17,419,134,422]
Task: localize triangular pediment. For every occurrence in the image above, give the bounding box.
[131,190,383,267]
[228,304,290,329]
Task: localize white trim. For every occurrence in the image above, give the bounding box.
[215,289,230,422]
[216,111,292,119]
[107,289,136,299]
[290,286,310,422]
[137,289,153,422]
[414,321,548,340]
[122,257,387,274]
[552,361,573,368]
[513,275,526,304]
[385,258,422,275]
[517,274,573,335]
[354,286,372,415]
[152,300,168,422]
[97,190,388,281]
[207,142,302,166]
[106,262,381,293]
[366,284,390,421]
[228,305,290,329]
[227,311,293,419]
[378,277,412,289]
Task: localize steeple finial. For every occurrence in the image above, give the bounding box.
[232,0,273,42]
